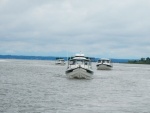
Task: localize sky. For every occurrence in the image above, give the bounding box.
[0,0,150,59]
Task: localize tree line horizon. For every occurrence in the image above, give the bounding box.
[128,57,150,64]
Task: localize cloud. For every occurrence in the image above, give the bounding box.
[0,0,150,58]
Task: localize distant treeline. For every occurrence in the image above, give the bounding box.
[0,55,57,60]
[128,57,150,64]
[0,55,130,63]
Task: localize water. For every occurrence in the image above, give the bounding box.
[0,59,150,113]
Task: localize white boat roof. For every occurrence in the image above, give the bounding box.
[99,58,110,60]
[73,57,87,60]
[70,53,90,60]
[75,53,85,57]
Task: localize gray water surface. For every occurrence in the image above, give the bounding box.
[0,59,150,113]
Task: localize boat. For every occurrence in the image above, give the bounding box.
[65,54,94,79]
[55,58,66,65]
[96,58,113,70]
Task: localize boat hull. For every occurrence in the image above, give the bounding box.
[55,63,65,66]
[66,67,93,79]
[96,64,112,70]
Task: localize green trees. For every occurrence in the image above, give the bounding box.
[128,57,150,64]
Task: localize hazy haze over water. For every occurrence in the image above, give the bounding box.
[0,59,150,113]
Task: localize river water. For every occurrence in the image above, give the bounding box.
[0,59,150,113]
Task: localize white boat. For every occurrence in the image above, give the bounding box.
[96,58,113,70]
[65,54,94,79]
[55,58,65,65]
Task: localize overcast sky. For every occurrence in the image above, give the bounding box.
[0,0,150,59]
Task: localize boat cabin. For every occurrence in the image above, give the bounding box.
[98,58,111,64]
[67,54,92,68]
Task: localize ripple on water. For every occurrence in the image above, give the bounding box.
[0,60,150,113]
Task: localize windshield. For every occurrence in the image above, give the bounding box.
[69,59,90,65]
[99,60,110,63]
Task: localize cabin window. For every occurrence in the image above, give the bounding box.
[76,60,83,65]
[85,61,88,65]
[69,61,74,65]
